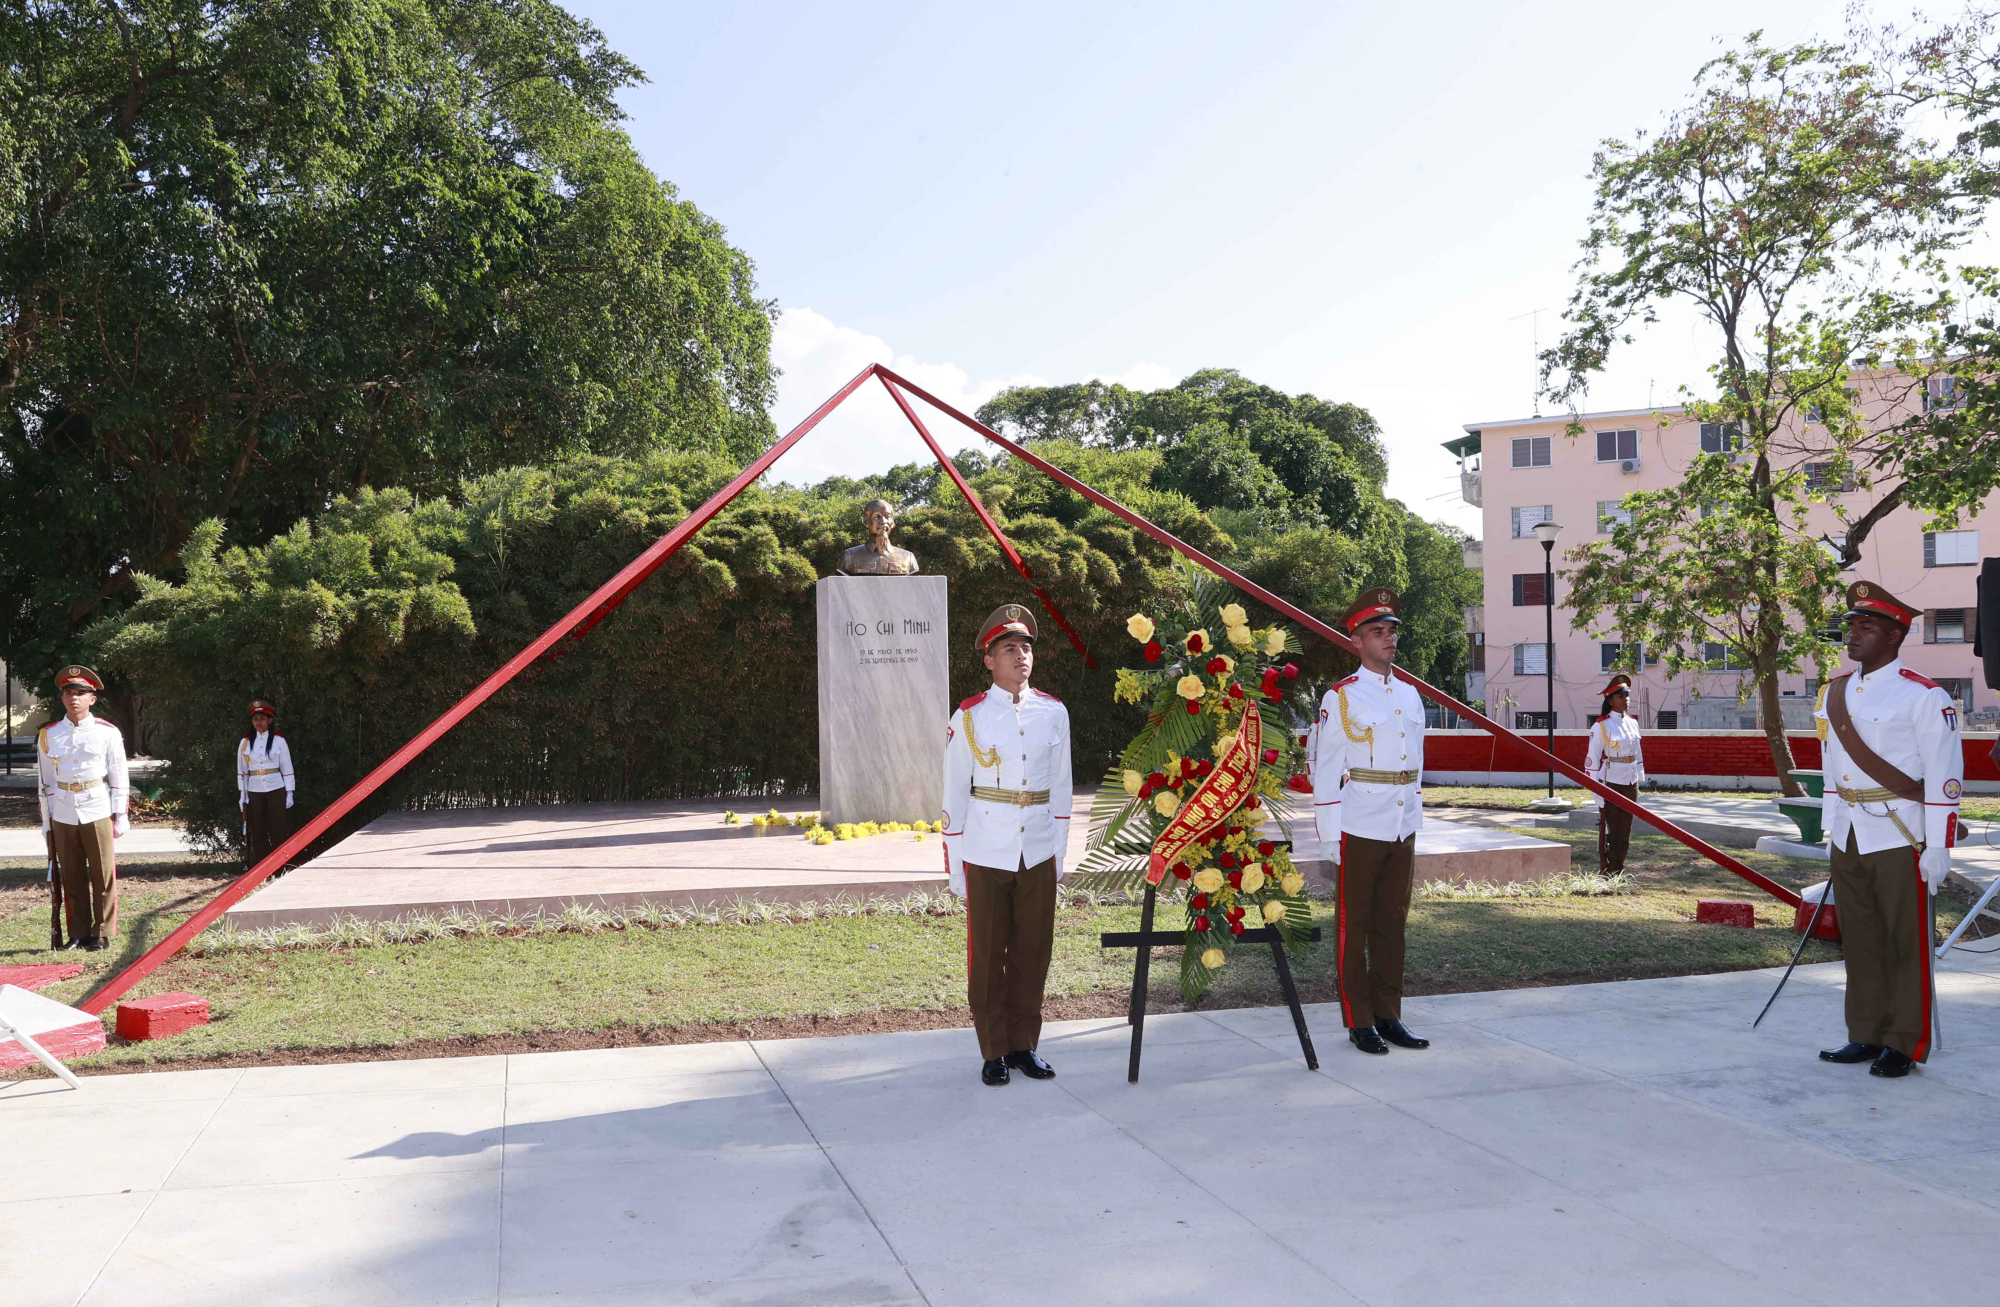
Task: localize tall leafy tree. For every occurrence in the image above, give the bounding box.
[1541,34,1975,789]
[0,0,776,704]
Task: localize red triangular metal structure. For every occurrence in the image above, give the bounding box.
[80,365,1801,1014]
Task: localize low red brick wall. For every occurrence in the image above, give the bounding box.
[1424,729,2000,786]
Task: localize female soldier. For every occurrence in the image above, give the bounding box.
[238,700,295,867]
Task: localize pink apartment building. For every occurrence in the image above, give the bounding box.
[1443,384,1995,734]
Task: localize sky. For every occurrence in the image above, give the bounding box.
[566,0,1866,534]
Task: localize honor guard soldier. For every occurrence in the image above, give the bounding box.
[941,603,1074,1086]
[37,666,130,950]
[238,700,296,867]
[1313,588,1430,1055]
[1811,582,1961,1078]
[1585,674,1646,873]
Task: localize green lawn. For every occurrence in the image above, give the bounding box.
[4,827,1937,1076]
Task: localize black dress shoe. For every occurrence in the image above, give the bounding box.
[1376,1018,1429,1050]
[981,1058,1010,1086]
[1869,1048,1915,1078]
[58,937,87,951]
[1819,1042,1884,1064]
[1349,1026,1390,1055]
[85,937,108,951]
[1004,1049,1055,1079]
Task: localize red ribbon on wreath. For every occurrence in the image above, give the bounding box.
[1147,703,1263,885]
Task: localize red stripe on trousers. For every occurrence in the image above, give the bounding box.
[1913,853,1933,1063]
[1336,833,1353,1027]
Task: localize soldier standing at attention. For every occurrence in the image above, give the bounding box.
[1313,588,1430,1055]
[1585,674,1646,873]
[238,699,296,867]
[37,666,130,950]
[1812,582,1961,1079]
[941,603,1074,1086]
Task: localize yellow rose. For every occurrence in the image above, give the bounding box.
[1281,872,1305,896]
[1192,868,1225,894]
[1201,947,1226,969]
[1154,789,1181,817]
[1176,674,1205,701]
[1238,865,1266,894]
[1122,769,1143,796]
[1261,899,1287,924]
[1226,623,1253,648]
[1127,613,1156,643]
[1219,603,1247,627]
[1264,627,1286,655]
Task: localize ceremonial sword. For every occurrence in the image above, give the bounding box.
[1754,882,1830,1029]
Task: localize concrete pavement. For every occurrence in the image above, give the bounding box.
[6,945,2000,1306]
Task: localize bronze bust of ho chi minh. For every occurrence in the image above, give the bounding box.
[839,498,920,575]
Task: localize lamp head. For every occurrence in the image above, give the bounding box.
[1531,520,1563,547]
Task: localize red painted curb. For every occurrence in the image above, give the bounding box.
[1793,902,1842,941]
[0,964,86,992]
[0,1018,105,1071]
[115,992,211,1042]
[1695,900,1756,929]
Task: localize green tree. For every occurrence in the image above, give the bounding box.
[1,0,776,712]
[1541,34,1974,789]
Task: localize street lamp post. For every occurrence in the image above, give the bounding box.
[1531,520,1563,798]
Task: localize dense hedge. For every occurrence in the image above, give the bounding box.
[90,442,1473,855]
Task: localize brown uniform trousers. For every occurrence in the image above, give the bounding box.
[245,789,290,867]
[1830,834,1934,1061]
[1336,832,1415,1029]
[964,857,1057,1061]
[50,817,119,943]
[1599,782,1638,873]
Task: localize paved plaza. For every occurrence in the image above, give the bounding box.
[6,944,2000,1306]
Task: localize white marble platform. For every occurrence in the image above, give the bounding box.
[7,948,1999,1306]
[220,798,1566,929]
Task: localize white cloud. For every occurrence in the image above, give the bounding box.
[764,308,1176,486]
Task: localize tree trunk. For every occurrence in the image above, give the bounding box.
[1758,672,1801,796]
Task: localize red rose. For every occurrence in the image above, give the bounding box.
[1173,862,1191,879]
[1258,840,1276,857]
[1243,795,1260,810]
[1230,921,1246,936]
[1138,783,1152,799]
[1297,733,1309,746]
[1283,663,1299,679]
[1197,759,1212,775]
[1219,852,1237,869]
[1262,748,1279,764]
[1205,656,1225,674]
[1185,699,1201,715]
[1147,772,1167,790]
[1227,906,1245,922]
[1186,633,1203,653]
[1228,683,1244,699]
[1192,892,1209,910]
[1227,870,1243,889]
[1287,774,1312,793]
[1193,914,1210,932]
[1144,641,1162,662]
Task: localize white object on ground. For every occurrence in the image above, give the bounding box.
[0,984,86,1089]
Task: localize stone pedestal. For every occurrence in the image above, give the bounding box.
[816,576,950,824]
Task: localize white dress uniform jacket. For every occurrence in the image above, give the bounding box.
[1585,712,1646,788]
[37,714,130,832]
[941,684,1074,894]
[1812,659,1962,857]
[1312,669,1426,855]
[238,731,296,805]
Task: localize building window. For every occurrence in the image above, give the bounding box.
[1595,500,1633,533]
[1601,642,1640,671]
[1822,536,1857,571]
[1699,423,1742,454]
[1927,608,1969,644]
[1595,429,1639,461]
[1515,711,1555,730]
[1702,642,1751,670]
[1514,643,1552,676]
[1925,374,1961,412]
[1512,572,1549,606]
[1511,435,1552,468]
[1510,504,1553,538]
[1804,462,1854,493]
[1468,631,1486,672]
[1940,677,1974,708]
[1925,530,1979,567]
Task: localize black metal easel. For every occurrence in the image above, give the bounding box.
[1100,883,1322,1082]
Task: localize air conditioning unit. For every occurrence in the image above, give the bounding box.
[1619,458,1642,474]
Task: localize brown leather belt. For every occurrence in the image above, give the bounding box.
[1348,768,1418,785]
[972,786,1050,807]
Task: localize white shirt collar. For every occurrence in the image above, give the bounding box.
[62,713,96,730]
[990,681,1029,704]
[1855,657,1904,686]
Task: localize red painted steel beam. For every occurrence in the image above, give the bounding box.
[874,365,1804,910]
[875,373,1096,668]
[79,365,890,1014]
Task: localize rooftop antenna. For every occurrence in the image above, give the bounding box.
[1507,308,1549,417]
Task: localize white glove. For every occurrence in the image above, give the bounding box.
[948,866,966,899]
[285,792,294,810]
[1920,846,1951,892]
[240,795,248,809]
[113,814,130,839]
